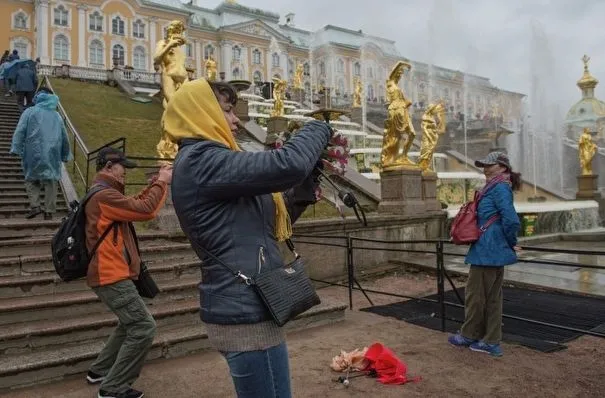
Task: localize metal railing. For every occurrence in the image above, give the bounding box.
[294,234,605,339]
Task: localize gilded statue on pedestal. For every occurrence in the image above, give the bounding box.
[418,103,446,173]
[381,61,416,170]
[352,77,362,108]
[579,127,597,175]
[293,63,304,90]
[154,20,188,159]
[205,56,217,82]
[271,78,287,117]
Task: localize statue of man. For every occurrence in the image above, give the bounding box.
[205,56,217,82]
[381,61,415,170]
[271,78,287,117]
[353,77,362,108]
[153,20,189,159]
[293,63,304,89]
[579,127,597,175]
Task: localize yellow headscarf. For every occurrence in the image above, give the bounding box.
[164,79,292,241]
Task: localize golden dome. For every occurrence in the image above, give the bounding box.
[577,54,599,90]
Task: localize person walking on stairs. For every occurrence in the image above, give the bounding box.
[84,147,172,398]
[14,62,37,112]
[9,90,71,220]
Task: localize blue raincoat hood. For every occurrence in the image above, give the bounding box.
[33,92,59,110]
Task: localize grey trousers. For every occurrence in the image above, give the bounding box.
[460,265,504,344]
[90,280,157,394]
[24,180,58,213]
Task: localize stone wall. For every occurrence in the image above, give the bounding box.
[288,213,446,281]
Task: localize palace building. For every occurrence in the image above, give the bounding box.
[0,0,524,123]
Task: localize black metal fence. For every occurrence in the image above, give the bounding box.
[292,234,605,339]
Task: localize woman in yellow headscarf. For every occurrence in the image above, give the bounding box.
[167,79,332,398]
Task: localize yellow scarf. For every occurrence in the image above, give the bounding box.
[164,79,292,241]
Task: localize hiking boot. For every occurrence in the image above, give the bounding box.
[44,212,52,220]
[98,388,144,398]
[448,333,476,347]
[86,370,104,384]
[469,341,503,357]
[26,207,43,219]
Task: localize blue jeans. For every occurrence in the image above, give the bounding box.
[221,342,292,398]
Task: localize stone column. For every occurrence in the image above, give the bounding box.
[77,4,88,66]
[194,39,202,78]
[378,169,426,216]
[265,50,272,79]
[148,17,157,72]
[36,0,50,64]
[221,41,232,81]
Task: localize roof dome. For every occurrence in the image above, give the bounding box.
[565,55,605,127]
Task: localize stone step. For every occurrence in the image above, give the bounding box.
[0,297,201,356]
[0,275,199,326]
[0,184,31,193]
[0,166,23,172]
[0,219,62,239]
[0,197,66,210]
[0,172,24,179]
[0,159,22,166]
[0,242,198,281]
[0,206,68,219]
[0,191,58,200]
[0,298,346,390]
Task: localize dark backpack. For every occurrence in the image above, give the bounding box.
[51,185,115,281]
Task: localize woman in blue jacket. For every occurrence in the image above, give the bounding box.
[449,152,521,357]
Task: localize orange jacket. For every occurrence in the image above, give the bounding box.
[85,172,168,287]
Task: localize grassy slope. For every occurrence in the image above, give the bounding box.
[50,78,342,219]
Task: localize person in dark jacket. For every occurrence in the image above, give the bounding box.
[0,50,9,64]
[15,63,37,112]
[448,152,521,357]
[167,79,332,398]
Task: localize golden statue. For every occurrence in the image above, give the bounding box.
[154,20,188,159]
[381,61,416,171]
[418,102,446,173]
[271,78,287,117]
[352,77,362,108]
[293,63,304,89]
[579,127,597,175]
[205,56,217,82]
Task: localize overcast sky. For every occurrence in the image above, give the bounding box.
[213,0,605,110]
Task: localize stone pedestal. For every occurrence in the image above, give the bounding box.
[378,168,426,216]
[350,107,363,125]
[576,174,601,199]
[266,116,289,146]
[422,172,441,212]
[292,88,305,105]
[235,97,250,122]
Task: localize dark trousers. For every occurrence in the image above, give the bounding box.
[460,265,504,344]
[16,91,34,112]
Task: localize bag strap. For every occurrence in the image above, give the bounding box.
[89,222,116,259]
[81,184,117,260]
[195,238,300,286]
[479,214,500,232]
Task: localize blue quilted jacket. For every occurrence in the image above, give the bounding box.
[465,182,521,266]
[172,120,331,325]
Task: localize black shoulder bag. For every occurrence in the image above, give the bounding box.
[128,223,160,298]
[199,239,320,327]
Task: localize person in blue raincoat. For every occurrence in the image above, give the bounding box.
[10,90,72,220]
[448,152,521,357]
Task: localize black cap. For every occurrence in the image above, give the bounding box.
[96,147,137,170]
[474,151,511,169]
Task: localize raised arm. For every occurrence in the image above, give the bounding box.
[184,120,331,199]
[97,181,168,222]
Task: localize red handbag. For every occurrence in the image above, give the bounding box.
[450,190,499,245]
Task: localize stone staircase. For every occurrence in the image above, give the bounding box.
[0,89,346,391]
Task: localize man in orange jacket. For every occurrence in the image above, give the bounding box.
[84,147,172,398]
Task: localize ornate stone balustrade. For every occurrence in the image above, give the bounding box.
[114,69,161,85]
[36,64,160,85]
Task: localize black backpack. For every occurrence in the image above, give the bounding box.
[51,185,116,282]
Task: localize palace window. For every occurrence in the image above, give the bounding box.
[253,70,262,83]
[133,46,146,70]
[112,17,125,36]
[337,59,344,73]
[53,35,69,61]
[319,61,325,76]
[337,79,345,95]
[14,12,27,30]
[204,44,214,59]
[133,19,145,39]
[232,46,241,61]
[112,44,125,66]
[54,6,68,27]
[252,49,261,64]
[272,53,280,67]
[232,67,241,79]
[185,43,193,58]
[89,40,104,66]
[304,81,311,93]
[13,39,28,58]
[89,12,103,32]
[367,67,373,79]
[353,62,361,76]
[303,62,310,76]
